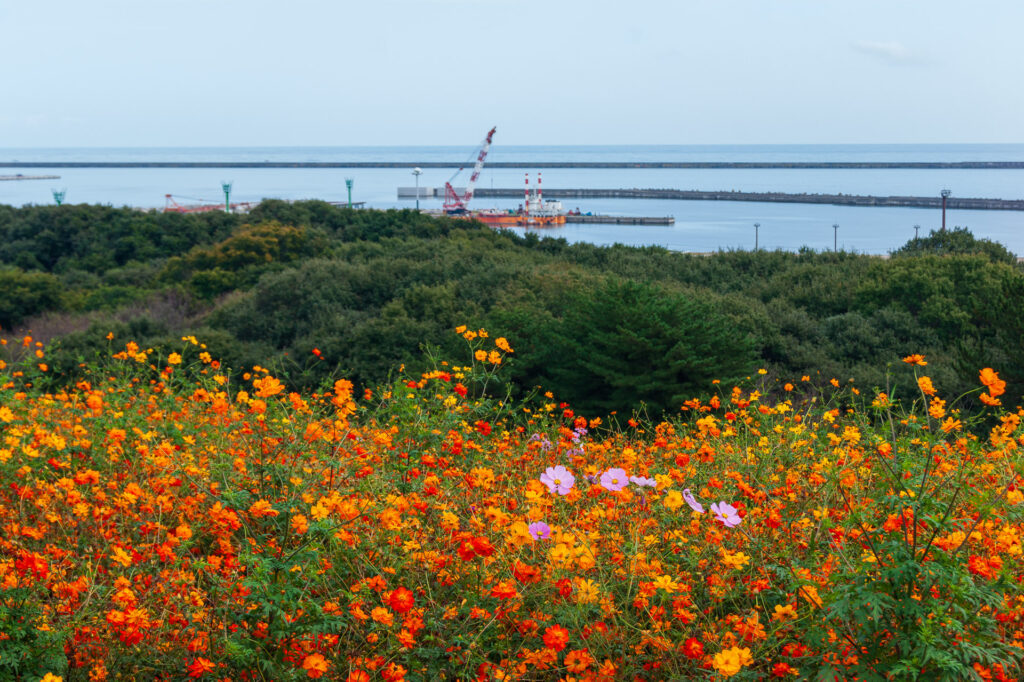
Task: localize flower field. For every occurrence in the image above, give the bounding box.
[1,329,1023,681]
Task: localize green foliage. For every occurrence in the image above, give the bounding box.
[5,203,1024,417]
[497,278,756,415]
[893,226,1017,264]
[0,267,64,330]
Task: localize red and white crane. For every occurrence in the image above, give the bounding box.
[443,126,496,214]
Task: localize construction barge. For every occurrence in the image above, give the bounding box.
[473,188,1024,212]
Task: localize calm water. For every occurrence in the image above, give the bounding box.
[2,144,1023,254]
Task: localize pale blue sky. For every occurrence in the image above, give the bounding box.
[2,0,1022,146]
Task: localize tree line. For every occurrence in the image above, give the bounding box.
[1,201,1020,415]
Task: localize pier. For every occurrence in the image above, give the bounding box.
[0,174,60,181]
[3,161,1024,170]
[473,188,1024,212]
[565,214,674,225]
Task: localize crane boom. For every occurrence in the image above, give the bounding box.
[443,127,496,214]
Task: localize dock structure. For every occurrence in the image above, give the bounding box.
[0,174,60,181]
[565,214,674,225]
[473,188,1024,212]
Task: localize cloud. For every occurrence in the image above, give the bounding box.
[851,40,922,66]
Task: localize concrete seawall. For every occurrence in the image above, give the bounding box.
[3,161,1024,169]
[473,188,1024,211]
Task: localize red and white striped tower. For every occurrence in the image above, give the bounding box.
[524,173,530,219]
[538,172,543,205]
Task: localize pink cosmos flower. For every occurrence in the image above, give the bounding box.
[682,488,704,514]
[540,465,575,495]
[711,501,742,527]
[599,467,629,492]
[630,475,657,488]
[528,521,551,540]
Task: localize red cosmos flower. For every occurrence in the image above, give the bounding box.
[682,637,704,659]
[470,536,495,557]
[772,662,800,677]
[457,541,477,562]
[388,587,415,614]
[347,672,371,682]
[187,658,215,678]
[542,625,570,652]
[454,383,468,397]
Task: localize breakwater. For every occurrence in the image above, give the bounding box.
[473,188,1024,211]
[0,174,60,181]
[3,161,1024,169]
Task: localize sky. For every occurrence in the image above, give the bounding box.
[2,0,1023,147]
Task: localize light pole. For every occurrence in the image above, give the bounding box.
[754,223,760,251]
[914,224,920,240]
[833,223,839,252]
[345,178,354,208]
[412,167,423,211]
[940,189,951,231]
[222,182,232,213]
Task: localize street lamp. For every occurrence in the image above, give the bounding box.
[833,223,839,252]
[940,189,951,232]
[412,167,423,211]
[754,223,760,251]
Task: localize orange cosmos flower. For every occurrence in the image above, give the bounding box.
[917,376,936,396]
[301,653,329,679]
[564,648,595,673]
[253,376,285,398]
[371,607,394,626]
[980,392,1002,407]
[187,658,215,678]
[490,580,518,600]
[248,500,279,518]
[290,514,309,535]
[903,354,927,366]
[712,646,753,677]
[979,368,1006,397]
[542,624,569,652]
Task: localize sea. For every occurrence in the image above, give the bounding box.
[2,144,1023,255]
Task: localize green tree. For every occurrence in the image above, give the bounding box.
[536,278,756,415]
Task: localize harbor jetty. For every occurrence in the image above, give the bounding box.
[0,174,60,181]
[3,161,1024,170]
[565,214,674,225]
[473,188,1024,212]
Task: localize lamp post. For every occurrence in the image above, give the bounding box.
[914,224,920,240]
[412,167,423,211]
[833,223,839,252]
[345,178,354,208]
[754,223,760,251]
[940,189,951,231]
[222,182,232,213]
